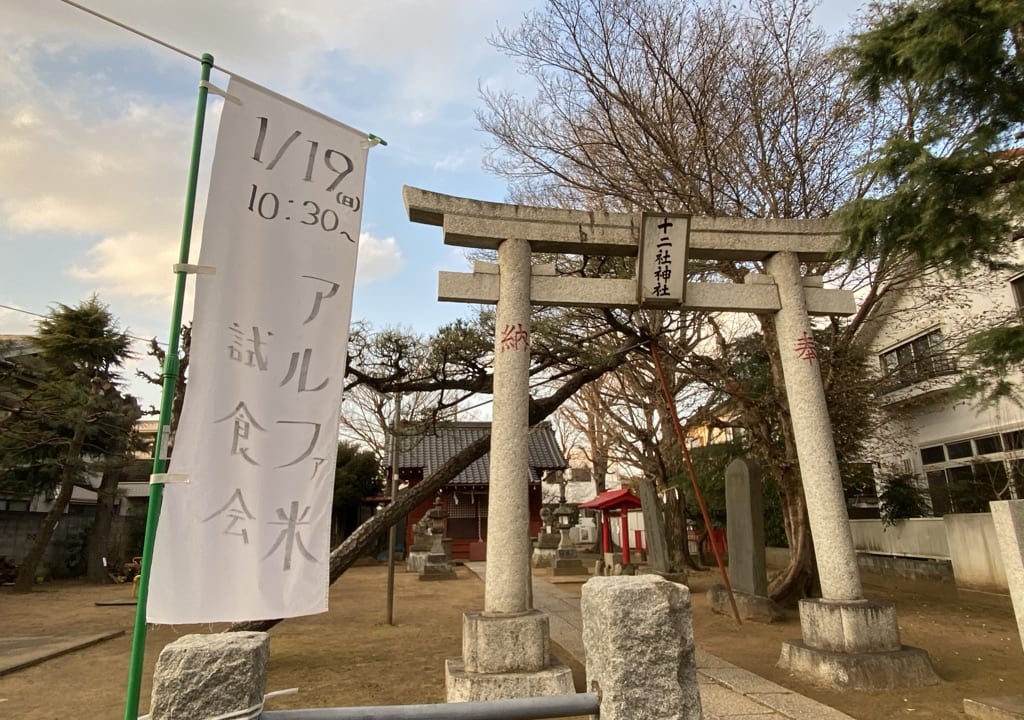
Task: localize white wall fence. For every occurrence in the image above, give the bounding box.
[850,514,1008,593]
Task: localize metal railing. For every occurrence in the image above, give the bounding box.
[260,693,600,719]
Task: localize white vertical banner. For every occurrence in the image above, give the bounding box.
[148,76,369,623]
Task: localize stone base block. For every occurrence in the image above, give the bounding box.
[445,656,575,702]
[406,551,428,573]
[798,598,900,653]
[419,566,457,581]
[418,553,456,581]
[707,585,783,623]
[532,548,558,568]
[149,632,269,720]
[964,695,1024,719]
[778,639,940,690]
[552,552,588,576]
[462,610,549,673]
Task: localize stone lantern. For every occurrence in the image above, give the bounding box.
[419,497,456,581]
[551,502,586,576]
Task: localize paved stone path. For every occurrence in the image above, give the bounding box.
[0,631,124,676]
[467,563,855,720]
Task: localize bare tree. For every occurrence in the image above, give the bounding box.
[478,0,898,601]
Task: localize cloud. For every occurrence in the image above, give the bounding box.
[0,304,40,335]
[433,149,474,172]
[66,230,180,303]
[355,231,403,285]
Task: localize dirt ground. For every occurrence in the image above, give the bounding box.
[0,561,1022,719]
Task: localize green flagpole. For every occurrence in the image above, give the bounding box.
[123,52,214,720]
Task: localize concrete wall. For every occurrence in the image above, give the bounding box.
[944,512,1008,593]
[850,518,950,559]
[0,510,145,578]
[850,515,1008,592]
[856,553,954,582]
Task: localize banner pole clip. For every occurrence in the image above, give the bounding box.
[150,473,190,485]
[173,263,216,275]
[199,80,242,104]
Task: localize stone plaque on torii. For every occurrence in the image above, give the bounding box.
[404,186,937,700]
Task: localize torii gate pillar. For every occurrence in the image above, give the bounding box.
[446,236,576,701]
[404,186,938,695]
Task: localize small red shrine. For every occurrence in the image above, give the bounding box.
[578,488,642,564]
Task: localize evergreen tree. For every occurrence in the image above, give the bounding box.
[0,297,138,591]
[841,0,1024,400]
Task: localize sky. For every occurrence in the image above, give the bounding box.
[1,0,865,408]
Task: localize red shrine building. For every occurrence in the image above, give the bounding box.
[386,421,568,560]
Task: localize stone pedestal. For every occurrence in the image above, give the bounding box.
[552,546,587,576]
[532,547,558,568]
[708,585,783,622]
[582,576,702,720]
[532,529,560,568]
[419,553,457,581]
[406,550,429,573]
[777,599,939,689]
[445,610,574,701]
[149,632,269,720]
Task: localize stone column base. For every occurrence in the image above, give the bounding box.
[778,598,939,690]
[778,640,939,690]
[445,656,575,702]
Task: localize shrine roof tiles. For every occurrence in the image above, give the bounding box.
[386,421,568,486]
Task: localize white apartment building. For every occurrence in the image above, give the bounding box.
[863,254,1024,514]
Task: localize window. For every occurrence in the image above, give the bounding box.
[946,441,973,460]
[975,435,1004,455]
[1011,275,1024,313]
[920,446,946,464]
[880,330,956,388]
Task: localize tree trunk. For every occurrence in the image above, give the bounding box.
[13,421,87,592]
[86,469,121,583]
[591,452,608,495]
[767,476,819,606]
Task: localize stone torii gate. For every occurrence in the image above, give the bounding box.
[403,186,937,699]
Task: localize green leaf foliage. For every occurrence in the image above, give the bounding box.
[0,297,139,498]
[840,0,1024,270]
[878,470,931,525]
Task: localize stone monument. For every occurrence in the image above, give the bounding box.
[637,477,686,583]
[707,457,782,622]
